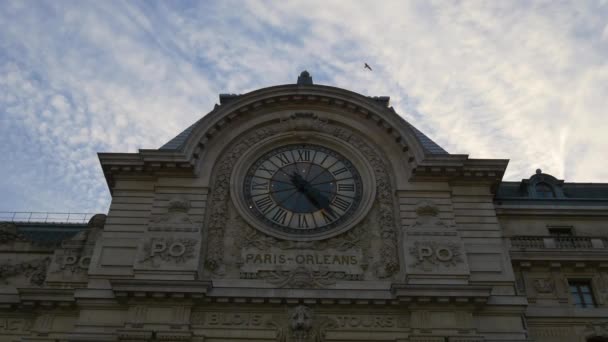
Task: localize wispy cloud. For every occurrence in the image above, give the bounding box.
[1,1,607,213]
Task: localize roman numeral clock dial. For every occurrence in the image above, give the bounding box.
[243,144,363,236]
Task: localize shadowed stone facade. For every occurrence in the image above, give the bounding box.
[1,72,607,341]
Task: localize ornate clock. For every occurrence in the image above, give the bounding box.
[242,143,363,237]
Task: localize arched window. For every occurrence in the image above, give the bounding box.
[535,182,555,198]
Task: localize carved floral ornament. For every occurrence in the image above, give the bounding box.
[205,114,399,279]
[533,277,555,294]
[0,257,50,286]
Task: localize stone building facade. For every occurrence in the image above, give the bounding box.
[1,72,607,341]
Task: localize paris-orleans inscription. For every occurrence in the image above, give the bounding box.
[241,247,363,274]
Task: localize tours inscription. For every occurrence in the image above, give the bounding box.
[240,247,364,276]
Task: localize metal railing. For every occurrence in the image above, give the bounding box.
[511,236,605,249]
[511,236,545,249]
[0,211,96,224]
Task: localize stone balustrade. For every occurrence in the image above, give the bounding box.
[511,236,607,249]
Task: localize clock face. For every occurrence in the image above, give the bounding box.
[243,144,362,236]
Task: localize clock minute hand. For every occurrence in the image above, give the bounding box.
[290,172,336,217]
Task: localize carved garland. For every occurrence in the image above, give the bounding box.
[205,114,399,278]
[0,257,50,286]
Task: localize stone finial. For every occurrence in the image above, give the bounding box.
[297,70,313,85]
[536,168,542,174]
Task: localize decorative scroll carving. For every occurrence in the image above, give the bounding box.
[409,241,463,270]
[239,218,369,253]
[149,197,198,232]
[139,238,197,267]
[341,130,398,278]
[0,257,50,286]
[254,266,363,288]
[533,278,555,294]
[206,127,279,274]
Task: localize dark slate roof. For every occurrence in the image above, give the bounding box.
[160,118,203,150]
[159,100,449,155]
[406,122,448,154]
[8,222,88,247]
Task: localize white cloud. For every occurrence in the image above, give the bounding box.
[0,1,607,214]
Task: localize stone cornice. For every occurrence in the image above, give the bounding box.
[496,205,608,216]
[98,152,195,193]
[110,279,212,300]
[411,157,509,190]
[0,287,76,309]
[391,284,492,305]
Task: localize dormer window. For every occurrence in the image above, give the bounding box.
[535,182,555,198]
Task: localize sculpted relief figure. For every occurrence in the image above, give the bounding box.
[290,305,313,340]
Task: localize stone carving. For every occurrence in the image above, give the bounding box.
[191,312,267,327]
[206,127,278,274]
[255,266,362,288]
[410,201,449,229]
[52,250,91,274]
[290,305,313,341]
[48,214,104,279]
[0,318,32,333]
[533,278,555,293]
[139,238,197,267]
[344,132,398,278]
[0,257,50,286]
[584,321,608,339]
[239,218,369,253]
[283,305,337,342]
[303,115,398,278]
[593,272,608,304]
[205,114,399,279]
[149,197,198,232]
[409,241,463,270]
[0,222,27,244]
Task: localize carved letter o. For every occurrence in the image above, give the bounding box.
[78,256,91,269]
[435,247,453,261]
[169,242,186,257]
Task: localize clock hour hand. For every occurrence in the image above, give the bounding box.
[289,172,336,218]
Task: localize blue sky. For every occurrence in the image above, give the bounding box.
[1,1,607,214]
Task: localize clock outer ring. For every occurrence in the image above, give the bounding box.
[230,132,376,241]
